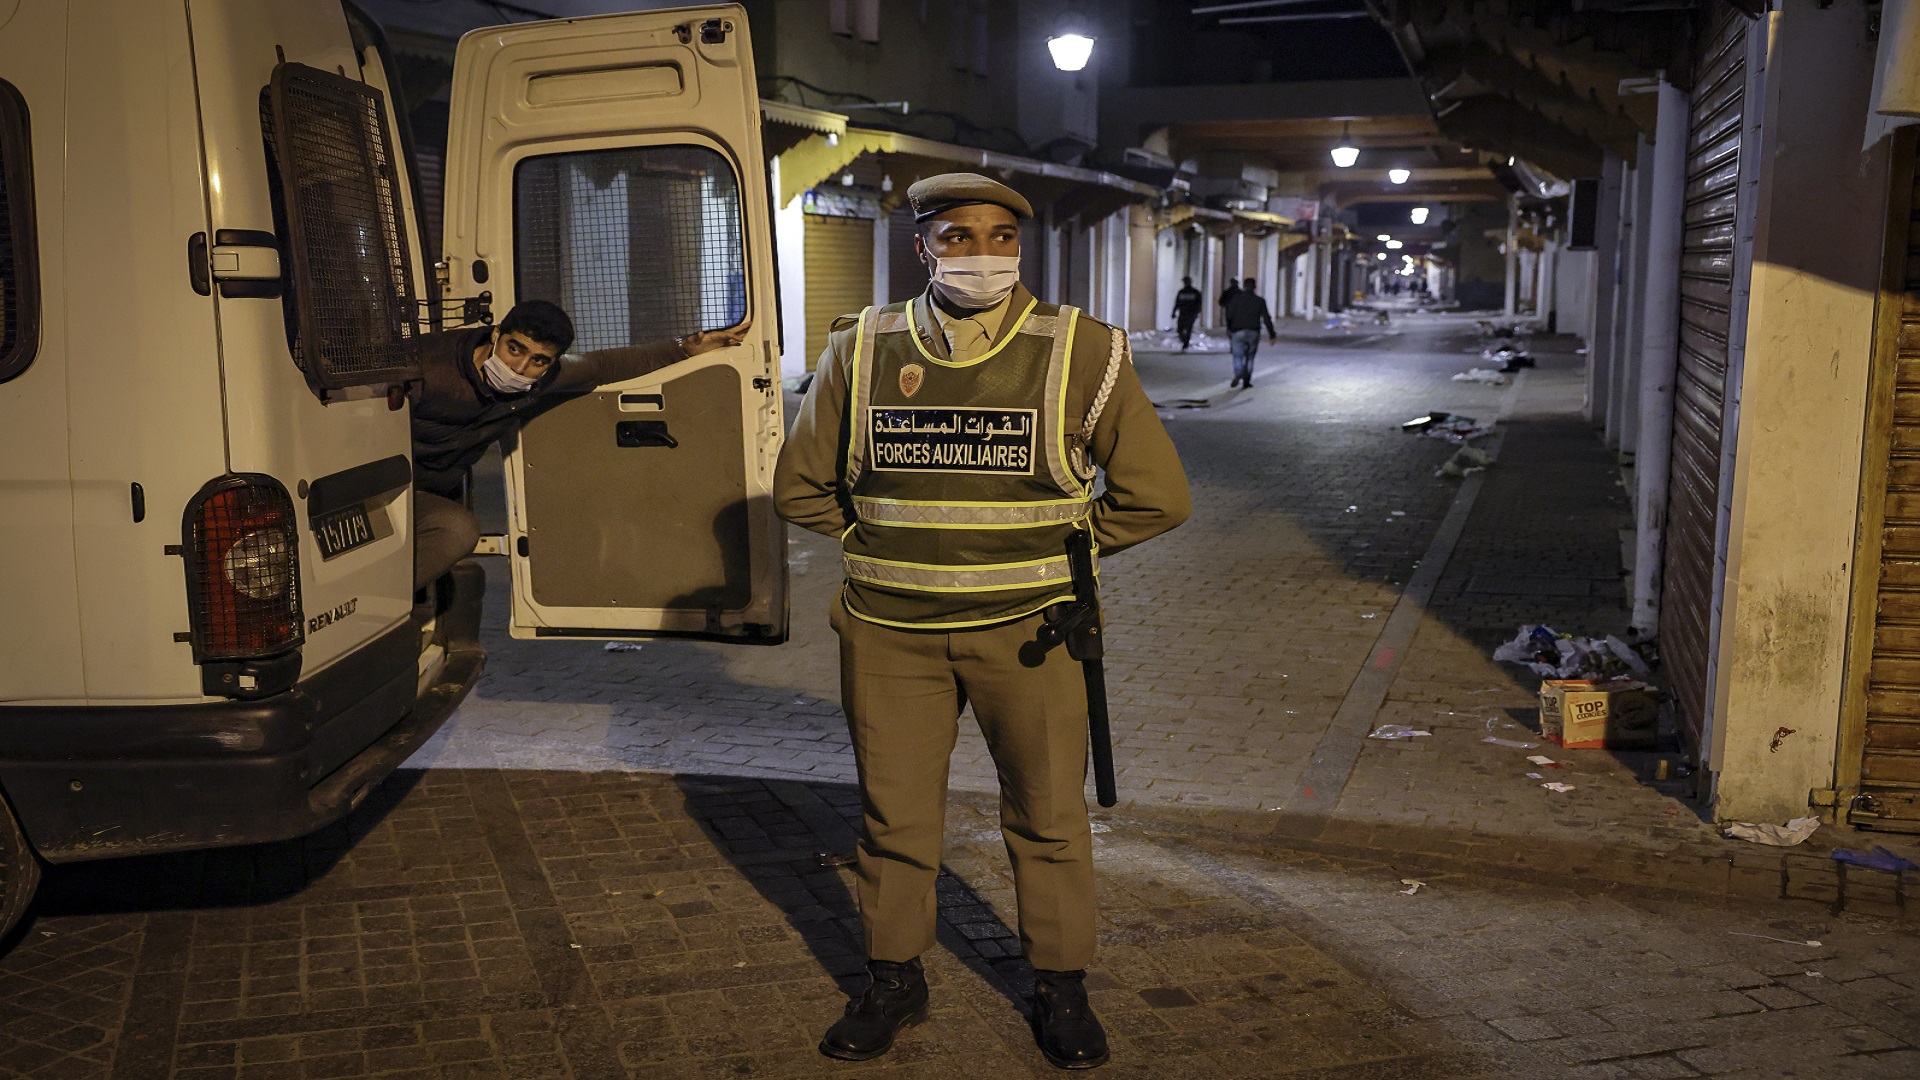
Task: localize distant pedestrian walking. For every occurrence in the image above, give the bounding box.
[1224,278,1276,388]
[1217,278,1241,318]
[1171,276,1202,350]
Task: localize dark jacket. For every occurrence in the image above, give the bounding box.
[409,326,686,497]
[1224,290,1276,336]
[1172,286,1202,319]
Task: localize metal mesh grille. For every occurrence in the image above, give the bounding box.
[268,63,419,389]
[515,145,746,351]
[0,125,14,360]
[186,482,304,662]
[0,80,27,380]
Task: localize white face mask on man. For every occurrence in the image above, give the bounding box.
[928,254,1021,309]
[481,350,539,395]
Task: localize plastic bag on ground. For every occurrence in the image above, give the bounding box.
[1723,817,1821,847]
[1437,446,1492,478]
[1452,368,1508,385]
[1492,625,1653,679]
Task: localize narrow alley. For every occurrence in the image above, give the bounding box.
[4,321,1915,1079]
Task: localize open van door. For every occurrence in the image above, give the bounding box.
[441,6,787,643]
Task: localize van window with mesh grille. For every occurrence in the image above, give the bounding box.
[514,145,746,351]
[0,80,37,384]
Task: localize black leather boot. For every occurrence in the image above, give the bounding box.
[1031,969,1110,1069]
[819,958,929,1061]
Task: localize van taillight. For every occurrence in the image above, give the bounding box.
[183,476,304,662]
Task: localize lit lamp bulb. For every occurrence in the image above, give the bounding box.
[1331,121,1358,168]
[1385,239,1404,250]
[1388,168,1410,185]
[1047,33,1095,72]
[1375,234,1389,242]
[1410,206,1430,225]
[1376,253,1387,261]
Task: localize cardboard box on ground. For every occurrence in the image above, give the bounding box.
[1539,679,1660,749]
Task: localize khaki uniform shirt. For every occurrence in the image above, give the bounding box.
[774,283,1192,558]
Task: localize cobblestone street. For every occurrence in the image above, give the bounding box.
[4,319,1918,1078]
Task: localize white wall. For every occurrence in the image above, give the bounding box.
[1554,247,1596,344]
[773,159,810,380]
[1713,0,1890,822]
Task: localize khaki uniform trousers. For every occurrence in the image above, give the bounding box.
[831,596,1096,971]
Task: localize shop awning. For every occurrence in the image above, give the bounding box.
[774,125,1160,220]
[760,100,848,158]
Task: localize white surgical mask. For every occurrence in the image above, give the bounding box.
[929,254,1021,309]
[481,351,538,395]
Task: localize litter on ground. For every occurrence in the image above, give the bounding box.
[1399,879,1426,895]
[1526,755,1565,769]
[1452,367,1508,385]
[1438,446,1492,478]
[604,642,645,652]
[1723,817,1821,847]
[1492,624,1653,680]
[1483,736,1537,749]
[1368,725,1432,740]
[1830,846,1920,873]
[1541,782,1577,793]
[1422,416,1497,444]
[1729,931,1822,947]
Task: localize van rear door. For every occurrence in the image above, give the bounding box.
[441,5,786,643]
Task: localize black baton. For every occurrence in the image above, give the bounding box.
[1040,529,1116,807]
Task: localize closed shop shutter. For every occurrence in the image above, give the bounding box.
[1853,133,1920,832]
[803,213,874,371]
[887,205,925,302]
[1659,9,1748,763]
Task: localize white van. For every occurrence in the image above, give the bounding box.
[0,0,786,938]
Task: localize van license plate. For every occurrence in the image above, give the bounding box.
[314,505,376,560]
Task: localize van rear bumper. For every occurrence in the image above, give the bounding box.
[0,565,487,863]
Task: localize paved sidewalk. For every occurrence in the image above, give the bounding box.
[4,769,1917,1078]
[451,315,1918,915]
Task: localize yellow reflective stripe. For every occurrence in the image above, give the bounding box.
[852,497,1089,529]
[910,298,1040,368]
[842,552,1072,592]
[845,306,877,487]
[1054,309,1087,499]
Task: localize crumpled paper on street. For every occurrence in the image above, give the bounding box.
[1452,367,1508,385]
[1492,625,1653,680]
[1723,816,1821,847]
[1437,446,1492,478]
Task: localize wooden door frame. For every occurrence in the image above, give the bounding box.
[1837,126,1919,820]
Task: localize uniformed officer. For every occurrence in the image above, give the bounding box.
[774,172,1191,1070]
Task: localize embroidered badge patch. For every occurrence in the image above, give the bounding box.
[898,362,925,399]
[868,407,1037,475]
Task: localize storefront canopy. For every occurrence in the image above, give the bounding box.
[774,124,1161,222]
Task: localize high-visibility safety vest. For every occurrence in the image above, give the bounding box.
[839,296,1116,629]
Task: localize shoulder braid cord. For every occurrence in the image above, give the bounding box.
[1068,326,1127,483]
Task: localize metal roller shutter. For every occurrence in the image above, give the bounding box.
[803,213,874,371]
[1659,9,1747,764]
[1853,133,1920,832]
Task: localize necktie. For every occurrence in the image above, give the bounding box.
[948,318,989,362]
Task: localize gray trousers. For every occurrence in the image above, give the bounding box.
[414,490,479,588]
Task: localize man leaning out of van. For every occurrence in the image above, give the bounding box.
[410,299,745,588]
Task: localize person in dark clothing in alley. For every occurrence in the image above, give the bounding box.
[1217,277,1240,318]
[1171,276,1202,350]
[1224,277,1277,388]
